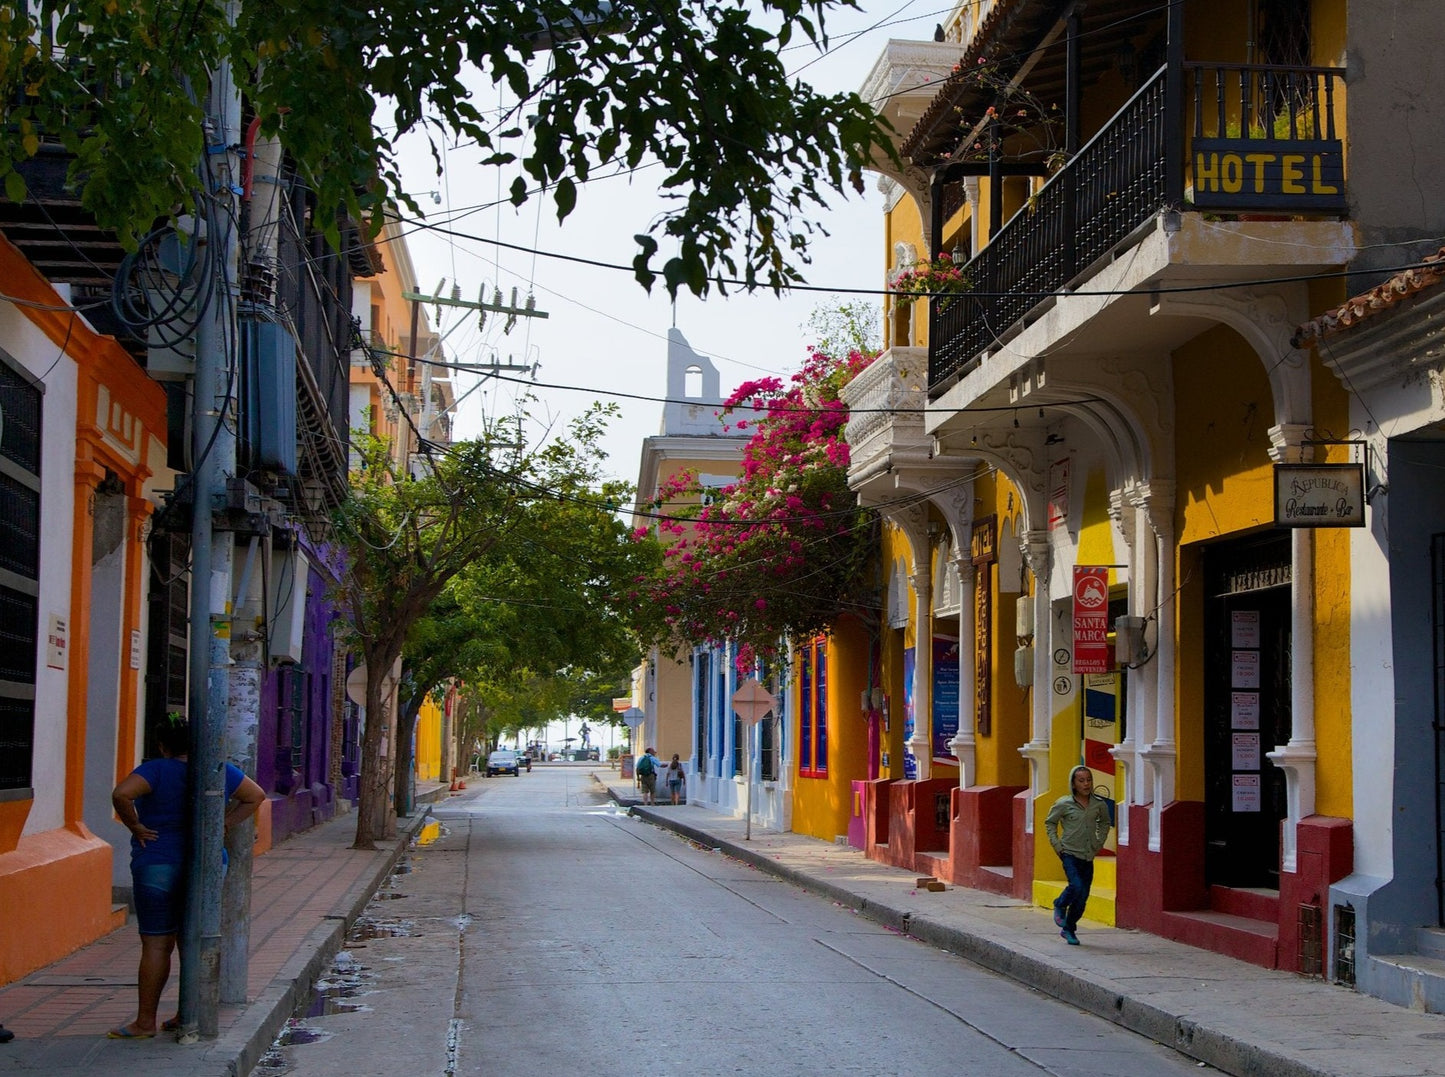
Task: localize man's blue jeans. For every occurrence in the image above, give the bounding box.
[1056,853,1095,930]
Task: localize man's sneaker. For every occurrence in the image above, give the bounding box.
[1061,928,1080,945]
[1052,903,1066,929]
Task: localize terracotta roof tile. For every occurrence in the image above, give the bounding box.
[900,0,1027,162]
[1293,247,1445,347]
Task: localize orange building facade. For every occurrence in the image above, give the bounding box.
[0,235,170,982]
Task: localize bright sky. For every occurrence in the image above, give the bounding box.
[390,3,944,486]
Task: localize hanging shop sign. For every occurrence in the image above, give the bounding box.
[1190,138,1345,214]
[971,514,997,566]
[1273,463,1365,528]
[1072,566,1111,675]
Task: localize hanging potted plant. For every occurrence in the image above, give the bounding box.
[892,255,971,311]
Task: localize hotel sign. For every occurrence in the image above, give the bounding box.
[1191,138,1345,214]
[1274,463,1365,528]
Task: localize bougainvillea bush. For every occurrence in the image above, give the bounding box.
[638,345,879,672]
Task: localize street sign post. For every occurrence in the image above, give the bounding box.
[732,679,778,840]
[620,707,645,785]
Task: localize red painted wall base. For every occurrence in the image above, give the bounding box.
[1010,791,1033,900]
[947,785,1026,896]
[1118,802,1352,972]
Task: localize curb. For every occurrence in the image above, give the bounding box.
[214,809,432,1077]
[628,803,1328,1077]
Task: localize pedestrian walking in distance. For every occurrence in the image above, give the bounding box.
[1044,765,1112,945]
[108,716,265,1039]
[635,747,660,805]
[666,753,685,805]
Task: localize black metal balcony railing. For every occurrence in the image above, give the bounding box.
[1187,62,1342,142]
[930,68,1168,388]
[928,60,1345,392]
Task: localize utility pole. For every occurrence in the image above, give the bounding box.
[402,285,551,328]
[179,5,241,1040]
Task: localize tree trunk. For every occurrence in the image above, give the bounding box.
[393,691,423,815]
[353,651,400,850]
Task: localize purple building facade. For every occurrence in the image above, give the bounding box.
[254,541,357,843]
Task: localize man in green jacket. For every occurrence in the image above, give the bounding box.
[1044,765,1113,945]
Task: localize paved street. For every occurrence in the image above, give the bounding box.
[263,765,1216,1076]
[6,763,1445,1077]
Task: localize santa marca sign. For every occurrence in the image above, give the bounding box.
[1072,565,1111,675]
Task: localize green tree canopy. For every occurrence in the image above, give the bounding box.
[0,0,895,292]
[397,437,658,778]
[336,404,650,847]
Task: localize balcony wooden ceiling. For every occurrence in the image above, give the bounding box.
[903,0,1166,167]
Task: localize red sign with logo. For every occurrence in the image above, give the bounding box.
[1072,566,1111,674]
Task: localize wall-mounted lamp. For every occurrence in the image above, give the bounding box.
[1015,595,1035,638]
[1014,645,1035,687]
[1115,614,1149,668]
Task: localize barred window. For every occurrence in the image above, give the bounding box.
[0,355,42,794]
[799,637,828,778]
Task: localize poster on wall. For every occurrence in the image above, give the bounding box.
[1230,691,1261,730]
[1231,732,1261,770]
[932,636,960,761]
[1082,672,1120,852]
[1072,566,1111,674]
[1230,610,1260,648]
[902,646,918,779]
[1232,773,1262,812]
[47,613,68,671]
[1231,650,1260,689]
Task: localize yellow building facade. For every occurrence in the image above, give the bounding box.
[844,0,1390,976]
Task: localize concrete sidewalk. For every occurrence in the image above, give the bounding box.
[0,781,458,1077]
[594,772,1445,1077]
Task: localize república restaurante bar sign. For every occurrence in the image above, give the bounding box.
[1274,463,1364,528]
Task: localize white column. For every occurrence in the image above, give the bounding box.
[910,567,933,780]
[1018,530,1052,832]
[948,558,978,787]
[1265,427,1317,873]
[1106,488,1137,847]
[1136,483,1176,852]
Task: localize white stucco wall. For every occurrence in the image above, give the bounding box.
[1349,503,1394,880]
[0,303,78,837]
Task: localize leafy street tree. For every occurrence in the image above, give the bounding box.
[395,449,656,799]
[336,405,647,849]
[0,0,895,293]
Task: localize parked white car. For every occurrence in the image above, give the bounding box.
[486,749,521,777]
